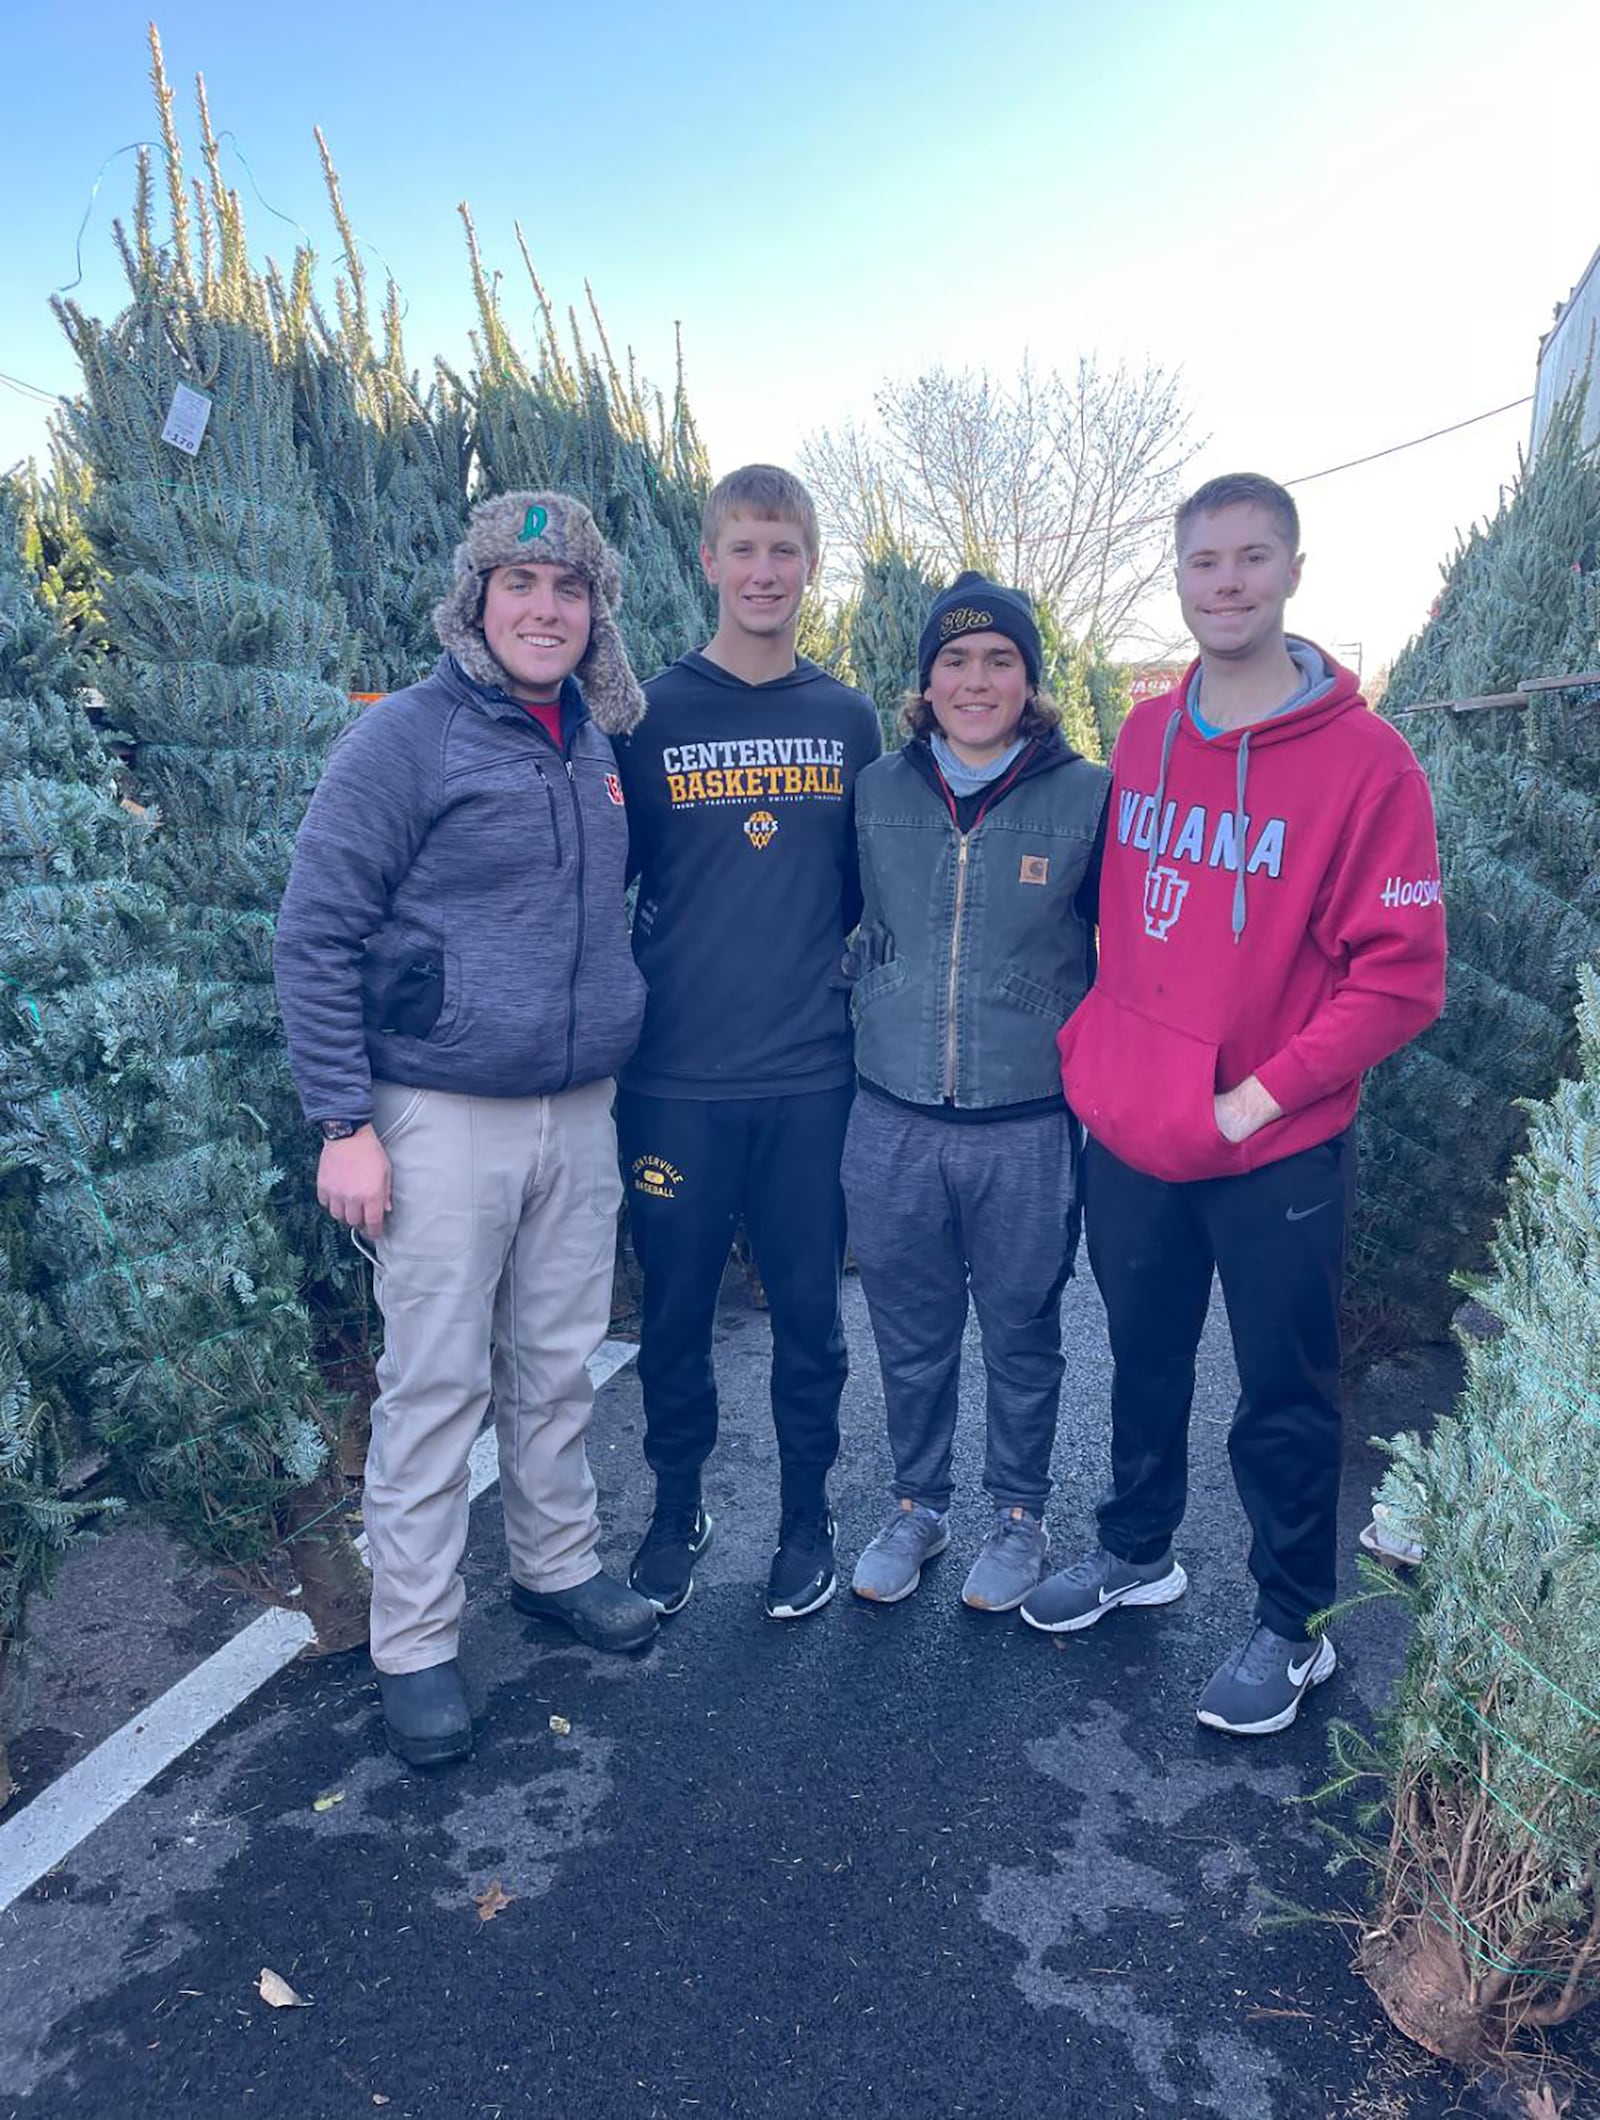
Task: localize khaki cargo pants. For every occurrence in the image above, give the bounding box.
[363,1076,622,1674]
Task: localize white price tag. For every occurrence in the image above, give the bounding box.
[161,383,213,456]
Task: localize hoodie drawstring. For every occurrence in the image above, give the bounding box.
[1148,706,1254,943]
[1147,708,1183,879]
[1232,729,1252,943]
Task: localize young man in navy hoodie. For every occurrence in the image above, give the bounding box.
[614,465,881,1622]
[1023,474,1446,1736]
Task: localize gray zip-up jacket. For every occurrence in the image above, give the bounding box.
[851,734,1108,1111]
[274,655,646,1123]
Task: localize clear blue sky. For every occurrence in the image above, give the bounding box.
[4,0,1599,670]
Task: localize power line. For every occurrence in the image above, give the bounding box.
[1012,390,1533,548]
[1285,395,1533,488]
[0,369,64,407]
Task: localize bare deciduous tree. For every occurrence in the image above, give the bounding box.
[801,357,1199,646]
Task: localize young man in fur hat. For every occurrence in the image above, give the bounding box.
[275,490,658,1768]
[614,465,881,1623]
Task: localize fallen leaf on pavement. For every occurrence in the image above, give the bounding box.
[257,1967,310,2008]
[548,1715,571,1736]
[473,1880,516,1922]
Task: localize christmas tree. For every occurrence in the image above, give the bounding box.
[0,496,123,1805]
[452,207,714,675]
[845,514,940,747]
[1347,391,1600,1362]
[12,447,109,665]
[273,126,469,694]
[1337,964,1600,2080]
[1035,602,1111,763]
[0,488,367,1673]
[52,36,359,1293]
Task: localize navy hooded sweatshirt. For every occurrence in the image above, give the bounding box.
[614,650,882,1098]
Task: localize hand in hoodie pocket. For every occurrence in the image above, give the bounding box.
[1057,986,1246,1183]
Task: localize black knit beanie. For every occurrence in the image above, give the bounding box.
[917,571,1042,690]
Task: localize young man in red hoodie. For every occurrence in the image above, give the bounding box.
[1022,473,1446,1736]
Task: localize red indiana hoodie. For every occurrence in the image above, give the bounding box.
[1057,646,1445,1183]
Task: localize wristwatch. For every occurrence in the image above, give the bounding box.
[318,1119,363,1141]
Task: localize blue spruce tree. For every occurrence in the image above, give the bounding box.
[0,489,368,1731]
[0,494,123,1806]
[1347,391,1600,1362]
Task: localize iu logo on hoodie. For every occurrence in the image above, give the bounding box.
[1143,864,1189,940]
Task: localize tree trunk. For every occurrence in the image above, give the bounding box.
[1356,1908,1493,2067]
[282,1475,370,1655]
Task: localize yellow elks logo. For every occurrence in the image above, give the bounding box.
[743,810,779,850]
[631,1155,683,1201]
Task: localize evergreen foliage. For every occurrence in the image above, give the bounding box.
[270,129,469,693]
[1335,964,1600,2074]
[0,498,124,1805]
[51,45,360,1282]
[1036,602,1107,763]
[8,450,110,664]
[796,587,854,679]
[0,485,368,1658]
[845,518,940,747]
[1347,392,1600,1363]
[1088,652,1133,761]
[0,1259,119,1809]
[453,210,714,677]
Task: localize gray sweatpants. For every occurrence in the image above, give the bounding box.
[841,1092,1077,1517]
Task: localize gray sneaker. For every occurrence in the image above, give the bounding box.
[852,1499,950,1603]
[1196,1625,1336,1736]
[1020,1545,1188,1633]
[962,1508,1049,1612]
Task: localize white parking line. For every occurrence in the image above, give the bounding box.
[0,1339,638,1913]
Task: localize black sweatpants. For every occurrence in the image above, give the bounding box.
[1085,1131,1355,1641]
[617,1085,852,1511]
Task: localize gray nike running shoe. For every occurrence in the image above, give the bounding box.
[1196,1625,1336,1736]
[852,1499,950,1603]
[1020,1545,1187,1634]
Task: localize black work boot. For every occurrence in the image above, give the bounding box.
[377,1659,473,1768]
[510,1568,658,1652]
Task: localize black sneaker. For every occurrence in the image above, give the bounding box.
[764,1507,837,1621]
[629,1497,714,1616]
[1196,1624,1337,1736]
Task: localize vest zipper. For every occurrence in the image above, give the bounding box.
[932,744,1035,1105]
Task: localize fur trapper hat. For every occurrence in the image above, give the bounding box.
[433,490,646,734]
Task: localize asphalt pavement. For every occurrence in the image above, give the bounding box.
[0,1271,1571,2120]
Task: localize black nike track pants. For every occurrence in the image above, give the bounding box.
[1084,1131,1354,1640]
[617,1085,852,1512]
